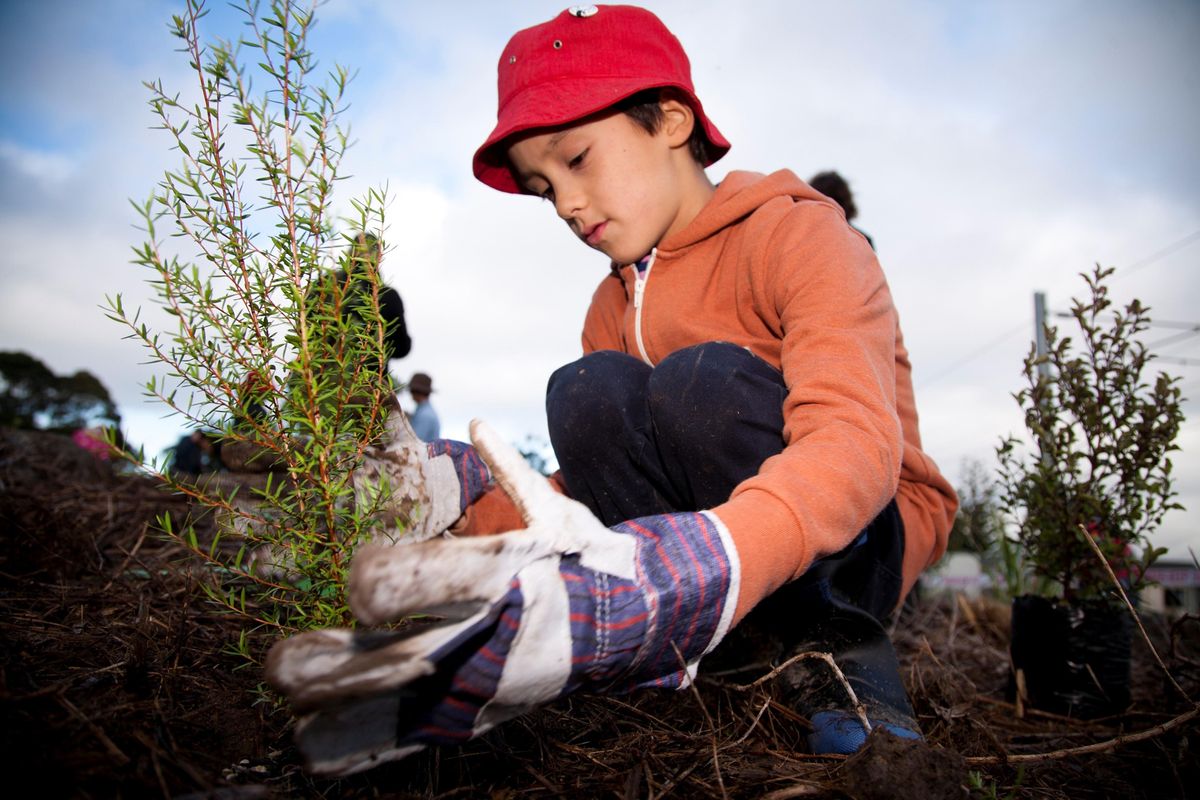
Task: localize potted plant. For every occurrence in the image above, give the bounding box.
[996,264,1184,718]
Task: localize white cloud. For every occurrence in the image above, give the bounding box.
[0,140,77,183]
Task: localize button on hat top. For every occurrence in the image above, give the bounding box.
[510,6,596,62]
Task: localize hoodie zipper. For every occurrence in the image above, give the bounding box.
[632,248,657,365]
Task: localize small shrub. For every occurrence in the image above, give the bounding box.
[996,264,1184,603]
[106,0,396,635]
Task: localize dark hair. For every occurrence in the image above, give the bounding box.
[808,171,858,221]
[616,89,713,165]
[350,231,382,261]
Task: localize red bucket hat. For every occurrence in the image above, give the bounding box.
[473,4,731,194]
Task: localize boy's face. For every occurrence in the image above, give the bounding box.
[507,105,703,265]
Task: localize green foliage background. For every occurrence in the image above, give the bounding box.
[0,350,121,434]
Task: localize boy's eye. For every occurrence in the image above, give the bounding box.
[539,187,555,202]
[568,149,588,169]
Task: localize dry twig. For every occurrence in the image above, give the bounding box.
[56,693,131,766]
[965,704,1200,765]
[731,650,873,738]
[761,784,824,799]
[730,697,773,747]
[672,643,728,799]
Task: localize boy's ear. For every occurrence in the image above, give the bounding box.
[659,97,696,149]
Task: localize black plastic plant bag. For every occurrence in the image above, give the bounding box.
[1008,594,1132,719]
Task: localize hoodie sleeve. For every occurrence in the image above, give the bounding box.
[713,201,904,623]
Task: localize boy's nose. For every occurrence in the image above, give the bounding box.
[554,187,584,222]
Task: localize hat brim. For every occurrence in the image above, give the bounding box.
[473,78,730,194]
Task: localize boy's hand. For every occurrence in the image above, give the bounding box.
[241,407,489,583]
[354,405,491,542]
[266,419,739,776]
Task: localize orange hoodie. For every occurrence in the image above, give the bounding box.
[580,169,957,621]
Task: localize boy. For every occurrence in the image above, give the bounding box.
[267,5,957,776]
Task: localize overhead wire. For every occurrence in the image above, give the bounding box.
[1156,356,1200,367]
[1178,379,1200,402]
[1146,328,1200,351]
[1112,228,1200,281]
[919,229,1200,388]
[1050,311,1200,351]
[1053,312,1200,331]
[920,320,1029,387]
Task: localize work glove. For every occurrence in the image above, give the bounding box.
[266,419,741,776]
[248,405,491,580]
[353,404,492,543]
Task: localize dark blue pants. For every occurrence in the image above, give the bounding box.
[546,343,915,729]
[547,343,789,521]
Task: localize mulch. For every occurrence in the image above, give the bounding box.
[1,427,1197,799]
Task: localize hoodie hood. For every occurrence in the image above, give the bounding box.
[657,169,836,254]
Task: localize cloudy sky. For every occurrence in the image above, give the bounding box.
[2,1,1197,558]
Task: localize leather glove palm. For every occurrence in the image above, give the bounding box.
[353,404,490,542]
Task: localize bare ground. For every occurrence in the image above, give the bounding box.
[1,427,1197,799]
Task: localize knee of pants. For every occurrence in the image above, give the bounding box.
[546,350,651,449]
[648,342,781,445]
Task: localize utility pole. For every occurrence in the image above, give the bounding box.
[1034,291,1050,382]
[1033,291,1052,465]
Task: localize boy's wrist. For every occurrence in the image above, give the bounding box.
[712,491,810,624]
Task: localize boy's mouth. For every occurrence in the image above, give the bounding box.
[582,221,607,246]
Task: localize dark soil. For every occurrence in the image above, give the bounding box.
[2,428,1197,799]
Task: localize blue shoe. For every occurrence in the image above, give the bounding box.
[807,710,922,755]
[775,611,924,756]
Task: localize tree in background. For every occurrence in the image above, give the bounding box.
[0,350,120,433]
[947,458,1002,555]
[947,457,1035,598]
[106,0,395,636]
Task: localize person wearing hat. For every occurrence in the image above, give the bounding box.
[268,5,957,774]
[406,371,439,442]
